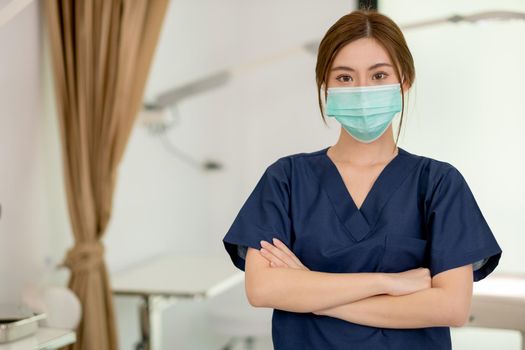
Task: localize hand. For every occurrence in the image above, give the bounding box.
[259,238,310,271]
[387,267,432,296]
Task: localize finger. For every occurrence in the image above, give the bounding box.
[272,238,304,266]
[259,248,286,267]
[264,240,300,268]
[260,240,299,268]
[272,238,307,269]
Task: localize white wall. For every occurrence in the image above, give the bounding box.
[0,0,71,303]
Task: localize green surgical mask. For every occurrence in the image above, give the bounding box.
[325,83,402,143]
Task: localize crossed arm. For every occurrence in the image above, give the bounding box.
[244,239,473,329]
[312,267,473,328]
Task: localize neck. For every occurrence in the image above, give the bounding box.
[328,126,398,166]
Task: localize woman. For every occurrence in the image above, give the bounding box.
[222,8,502,350]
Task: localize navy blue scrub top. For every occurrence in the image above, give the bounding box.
[222,146,503,350]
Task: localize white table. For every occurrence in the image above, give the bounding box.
[0,327,76,350]
[111,253,244,350]
[468,273,525,350]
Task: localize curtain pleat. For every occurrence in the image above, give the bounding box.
[44,1,169,349]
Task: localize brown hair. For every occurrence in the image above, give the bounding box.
[315,8,415,145]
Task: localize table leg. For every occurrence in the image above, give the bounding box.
[150,297,163,350]
[135,296,164,350]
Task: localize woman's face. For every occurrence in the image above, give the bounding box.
[327,37,408,92]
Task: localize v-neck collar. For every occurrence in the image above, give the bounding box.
[307,145,420,242]
[324,146,404,212]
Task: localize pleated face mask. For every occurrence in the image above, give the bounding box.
[325,83,402,143]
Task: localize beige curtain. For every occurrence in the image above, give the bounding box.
[44,1,169,349]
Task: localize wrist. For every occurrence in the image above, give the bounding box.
[379,272,395,295]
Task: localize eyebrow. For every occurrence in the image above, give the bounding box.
[330,63,393,72]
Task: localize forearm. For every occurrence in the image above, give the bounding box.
[252,267,390,313]
[318,286,455,328]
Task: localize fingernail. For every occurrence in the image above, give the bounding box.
[272,238,279,243]
[260,240,266,246]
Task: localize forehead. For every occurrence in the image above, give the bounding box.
[332,37,392,67]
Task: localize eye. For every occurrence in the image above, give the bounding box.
[373,72,389,80]
[336,75,352,83]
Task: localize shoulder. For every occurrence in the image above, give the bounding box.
[404,150,470,202]
[265,147,328,177]
[404,148,463,183]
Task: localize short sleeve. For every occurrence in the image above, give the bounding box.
[426,166,502,281]
[222,158,293,271]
